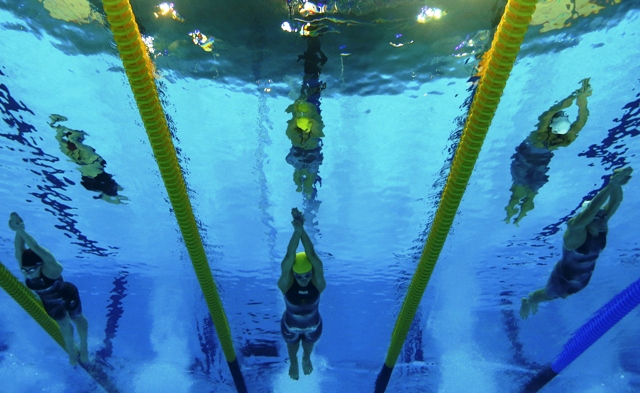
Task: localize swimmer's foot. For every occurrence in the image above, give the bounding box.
[529,298,540,315]
[68,346,79,366]
[302,356,313,375]
[79,345,89,364]
[289,360,299,380]
[520,298,531,320]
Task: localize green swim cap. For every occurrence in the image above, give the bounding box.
[293,252,312,274]
[296,117,312,133]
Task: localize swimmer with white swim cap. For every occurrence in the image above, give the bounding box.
[549,111,572,135]
[505,78,593,225]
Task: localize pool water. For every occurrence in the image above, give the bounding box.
[0,1,639,392]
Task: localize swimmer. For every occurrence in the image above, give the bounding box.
[8,212,89,365]
[520,167,633,319]
[505,78,592,225]
[277,208,326,380]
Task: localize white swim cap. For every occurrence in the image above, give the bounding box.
[550,115,571,134]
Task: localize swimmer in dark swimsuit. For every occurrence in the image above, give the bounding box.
[8,212,90,365]
[277,208,326,380]
[520,167,633,319]
[505,78,592,225]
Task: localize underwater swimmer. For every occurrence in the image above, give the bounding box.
[9,212,90,365]
[278,208,326,380]
[520,167,633,319]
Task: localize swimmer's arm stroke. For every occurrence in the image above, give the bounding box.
[299,228,325,293]
[535,92,576,134]
[566,78,591,140]
[9,212,63,277]
[603,184,623,219]
[278,225,301,294]
[13,229,26,263]
[564,168,631,249]
[566,183,615,232]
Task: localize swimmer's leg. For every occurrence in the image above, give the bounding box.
[514,188,537,226]
[302,172,316,198]
[302,340,314,375]
[72,314,89,363]
[505,185,527,223]
[293,170,304,193]
[520,288,554,319]
[57,315,79,366]
[287,342,300,380]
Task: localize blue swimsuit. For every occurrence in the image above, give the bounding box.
[545,230,607,299]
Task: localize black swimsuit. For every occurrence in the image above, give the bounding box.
[280,281,322,344]
[26,273,82,321]
[545,230,607,299]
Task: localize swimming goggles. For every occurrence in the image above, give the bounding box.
[294,271,312,280]
[21,264,42,274]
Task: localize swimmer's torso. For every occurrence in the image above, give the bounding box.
[26,273,65,301]
[284,280,320,329]
[561,230,607,279]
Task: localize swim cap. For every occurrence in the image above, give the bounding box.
[296,117,312,133]
[550,113,571,135]
[293,252,312,274]
[22,249,43,267]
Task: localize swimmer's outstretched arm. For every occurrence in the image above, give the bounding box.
[278,210,303,293]
[299,226,326,293]
[8,212,63,276]
[566,79,592,139]
[535,92,576,133]
[565,168,632,245]
[600,168,631,219]
[566,183,616,233]
[604,182,623,219]
[13,226,26,263]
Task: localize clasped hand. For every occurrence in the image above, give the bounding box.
[8,212,25,231]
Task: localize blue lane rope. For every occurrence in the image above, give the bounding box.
[552,277,640,373]
[521,277,640,392]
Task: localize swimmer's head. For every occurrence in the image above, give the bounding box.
[22,249,43,267]
[550,111,571,135]
[21,249,43,277]
[293,252,312,274]
[292,252,313,287]
[580,200,608,232]
[296,117,312,133]
[588,209,608,236]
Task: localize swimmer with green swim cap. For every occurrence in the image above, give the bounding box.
[293,252,312,274]
[277,208,326,381]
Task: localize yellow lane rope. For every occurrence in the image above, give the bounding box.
[384,0,539,368]
[100,0,237,362]
[0,261,66,348]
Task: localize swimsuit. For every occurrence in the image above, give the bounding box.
[281,280,322,345]
[510,140,554,193]
[26,274,82,321]
[545,230,607,299]
[285,146,323,172]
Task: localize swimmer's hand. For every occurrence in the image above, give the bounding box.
[576,78,592,98]
[611,167,633,186]
[8,212,25,231]
[291,208,304,224]
[291,208,304,232]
